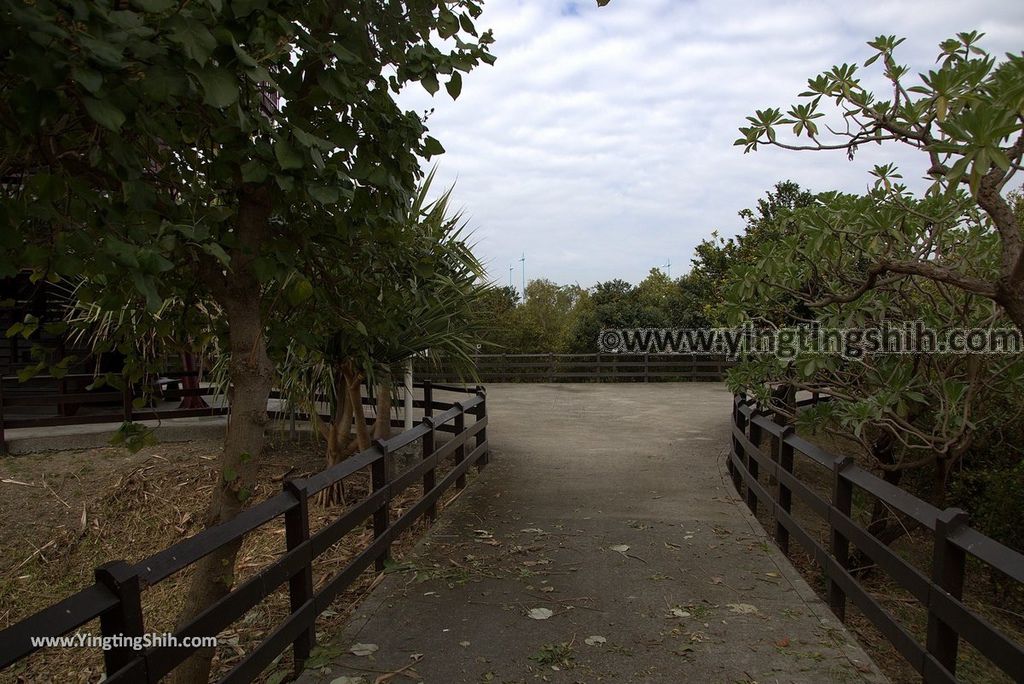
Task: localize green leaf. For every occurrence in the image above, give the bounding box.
[223,465,238,483]
[287,277,314,305]
[195,66,239,108]
[169,17,217,66]
[274,139,304,170]
[308,184,340,204]
[72,67,103,94]
[83,98,126,132]
[423,136,445,157]
[241,160,268,183]
[201,242,230,266]
[421,73,439,96]
[446,71,463,99]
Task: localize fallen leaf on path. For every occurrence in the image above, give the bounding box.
[775,637,790,648]
[349,643,379,657]
[710,576,723,585]
[584,636,607,646]
[609,544,629,553]
[459,641,470,647]
[527,607,554,620]
[726,603,759,615]
[669,608,691,618]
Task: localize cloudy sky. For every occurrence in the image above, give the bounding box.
[398,0,1023,291]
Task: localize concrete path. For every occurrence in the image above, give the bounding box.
[300,384,885,684]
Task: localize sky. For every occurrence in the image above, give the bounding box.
[398,0,1024,291]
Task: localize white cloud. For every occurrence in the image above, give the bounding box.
[399,0,1024,289]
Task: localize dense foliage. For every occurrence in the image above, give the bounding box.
[728,33,1024,549]
[1,1,494,679]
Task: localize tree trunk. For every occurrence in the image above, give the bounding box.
[345,363,371,452]
[933,457,950,509]
[851,431,907,577]
[317,366,351,507]
[372,380,392,442]
[170,187,273,684]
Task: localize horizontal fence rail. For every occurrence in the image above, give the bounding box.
[728,394,1024,683]
[0,371,447,452]
[0,382,488,683]
[415,353,732,384]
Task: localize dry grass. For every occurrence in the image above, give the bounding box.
[741,430,1024,684]
[0,434,470,683]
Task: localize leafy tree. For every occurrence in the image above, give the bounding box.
[723,189,1024,551]
[276,174,486,506]
[513,279,585,352]
[0,1,492,679]
[472,284,520,352]
[685,181,816,325]
[735,33,1024,330]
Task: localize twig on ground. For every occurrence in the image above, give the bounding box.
[13,539,58,572]
[373,658,422,683]
[41,477,71,509]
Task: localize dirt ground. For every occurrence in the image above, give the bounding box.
[0,433,467,684]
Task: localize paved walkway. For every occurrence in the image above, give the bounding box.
[300,384,886,683]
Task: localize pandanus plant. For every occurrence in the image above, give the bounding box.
[276,172,488,506]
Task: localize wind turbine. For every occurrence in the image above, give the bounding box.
[520,252,526,301]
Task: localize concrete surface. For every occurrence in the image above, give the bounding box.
[299,383,886,684]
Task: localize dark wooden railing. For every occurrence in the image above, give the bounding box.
[0,382,488,683]
[0,371,439,452]
[416,353,731,383]
[0,369,229,451]
[729,394,1024,683]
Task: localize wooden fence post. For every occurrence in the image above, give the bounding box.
[731,397,747,492]
[644,353,650,382]
[727,398,737,482]
[121,375,133,422]
[283,480,315,671]
[94,560,145,676]
[829,456,854,621]
[371,440,391,572]
[0,377,7,455]
[548,353,555,383]
[422,417,437,521]
[596,353,602,384]
[746,417,761,514]
[474,387,488,469]
[926,508,968,678]
[454,403,466,489]
[57,340,67,417]
[422,381,433,420]
[775,425,795,555]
